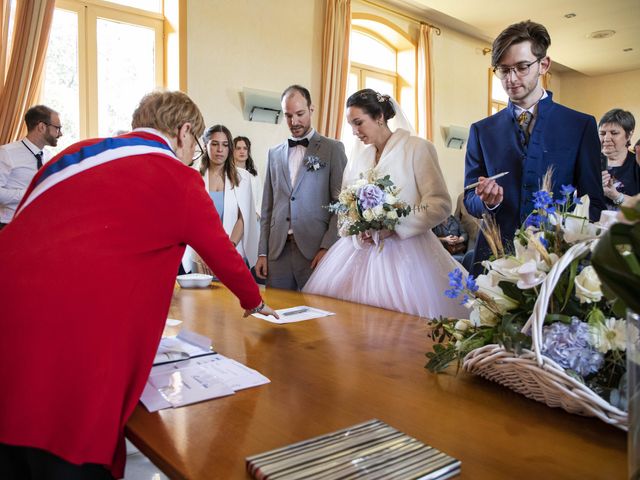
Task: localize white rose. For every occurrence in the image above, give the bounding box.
[455,319,474,332]
[386,210,398,220]
[470,305,499,327]
[372,204,384,217]
[385,193,397,204]
[362,208,375,222]
[339,190,353,204]
[355,178,367,187]
[574,266,603,303]
[516,259,547,289]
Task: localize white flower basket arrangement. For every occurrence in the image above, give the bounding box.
[462,239,628,429]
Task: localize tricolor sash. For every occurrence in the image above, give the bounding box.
[15,131,178,217]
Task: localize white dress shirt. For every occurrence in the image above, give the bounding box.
[0,138,50,223]
[286,128,315,234]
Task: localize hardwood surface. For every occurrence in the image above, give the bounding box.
[125,284,626,479]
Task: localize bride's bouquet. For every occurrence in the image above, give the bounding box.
[328,169,412,238]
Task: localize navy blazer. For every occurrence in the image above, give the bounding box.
[464,92,605,275]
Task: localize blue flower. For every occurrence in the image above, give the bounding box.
[555,197,567,206]
[560,184,576,196]
[460,294,470,306]
[541,319,604,377]
[448,268,464,289]
[533,190,553,210]
[445,288,459,299]
[574,196,583,205]
[525,214,542,228]
[539,237,549,249]
[466,275,479,293]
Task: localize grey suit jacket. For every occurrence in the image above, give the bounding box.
[259,131,347,260]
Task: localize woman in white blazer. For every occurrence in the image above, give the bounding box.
[188,125,259,272]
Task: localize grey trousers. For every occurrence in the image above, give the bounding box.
[267,237,313,291]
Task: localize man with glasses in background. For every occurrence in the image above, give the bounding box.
[0,104,63,229]
[463,20,605,274]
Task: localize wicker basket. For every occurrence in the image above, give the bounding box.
[462,240,628,430]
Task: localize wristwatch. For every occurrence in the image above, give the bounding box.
[613,193,625,206]
[249,301,265,314]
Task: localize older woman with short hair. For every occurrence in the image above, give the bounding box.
[600,108,639,209]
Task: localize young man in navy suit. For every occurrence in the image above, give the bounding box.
[464,20,605,275]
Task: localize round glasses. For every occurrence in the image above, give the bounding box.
[192,134,205,162]
[44,122,63,134]
[493,58,542,80]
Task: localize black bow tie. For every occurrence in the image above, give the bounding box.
[288,138,309,148]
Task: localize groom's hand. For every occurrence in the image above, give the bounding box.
[256,256,268,279]
[310,248,327,269]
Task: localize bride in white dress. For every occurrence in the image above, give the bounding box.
[303,89,469,319]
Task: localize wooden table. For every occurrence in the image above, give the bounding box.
[126,285,626,479]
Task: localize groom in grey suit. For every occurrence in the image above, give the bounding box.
[256,85,347,290]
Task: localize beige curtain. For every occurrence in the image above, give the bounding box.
[318,0,351,140]
[0,0,55,144]
[417,23,433,141]
[542,72,551,90]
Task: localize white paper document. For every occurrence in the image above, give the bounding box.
[253,305,335,324]
[141,354,270,412]
[154,329,214,365]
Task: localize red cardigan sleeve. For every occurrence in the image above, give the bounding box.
[181,172,262,310]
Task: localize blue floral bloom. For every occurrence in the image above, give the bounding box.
[560,184,576,196]
[445,288,459,299]
[574,196,583,205]
[541,318,604,377]
[460,294,470,306]
[539,237,549,249]
[525,214,542,228]
[533,190,553,210]
[466,275,479,293]
[555,197,567,206]
[448,268,464,289]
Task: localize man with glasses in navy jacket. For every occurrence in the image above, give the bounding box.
[464,20,605,275]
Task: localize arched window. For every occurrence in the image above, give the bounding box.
[342,16,416,153]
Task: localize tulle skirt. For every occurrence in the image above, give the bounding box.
[303,231,470,319]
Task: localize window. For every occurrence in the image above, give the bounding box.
[488,69,509,116]
[342,16,416,154]
[40,0,164,153]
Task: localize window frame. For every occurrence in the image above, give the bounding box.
[43,0,164,140]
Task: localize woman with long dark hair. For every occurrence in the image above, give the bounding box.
[189,125,259,270]
[233,135,262,216]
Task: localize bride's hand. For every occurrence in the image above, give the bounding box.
[358,230,394,245]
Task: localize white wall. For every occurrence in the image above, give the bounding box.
[431,29,490,200]
[555,69,640,145]
[186,0,324,181]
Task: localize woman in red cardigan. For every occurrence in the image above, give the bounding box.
[0,91,276,479]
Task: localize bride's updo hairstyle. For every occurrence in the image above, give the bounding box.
[346,89,396,123]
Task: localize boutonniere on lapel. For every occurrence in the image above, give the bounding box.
[304,155,326,172]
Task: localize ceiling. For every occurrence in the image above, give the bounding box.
[393,0,640,76]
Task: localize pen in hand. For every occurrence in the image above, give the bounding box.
[465,171,510,190]
[282,308,310,316]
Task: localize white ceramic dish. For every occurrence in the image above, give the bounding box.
[176,273,213,288]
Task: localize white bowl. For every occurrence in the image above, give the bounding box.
[177,273,213,288]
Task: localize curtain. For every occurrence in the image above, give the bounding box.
[542,72,551,90]
[0,0,55,144]
[318,0,351,140]
[417,23,433,141]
